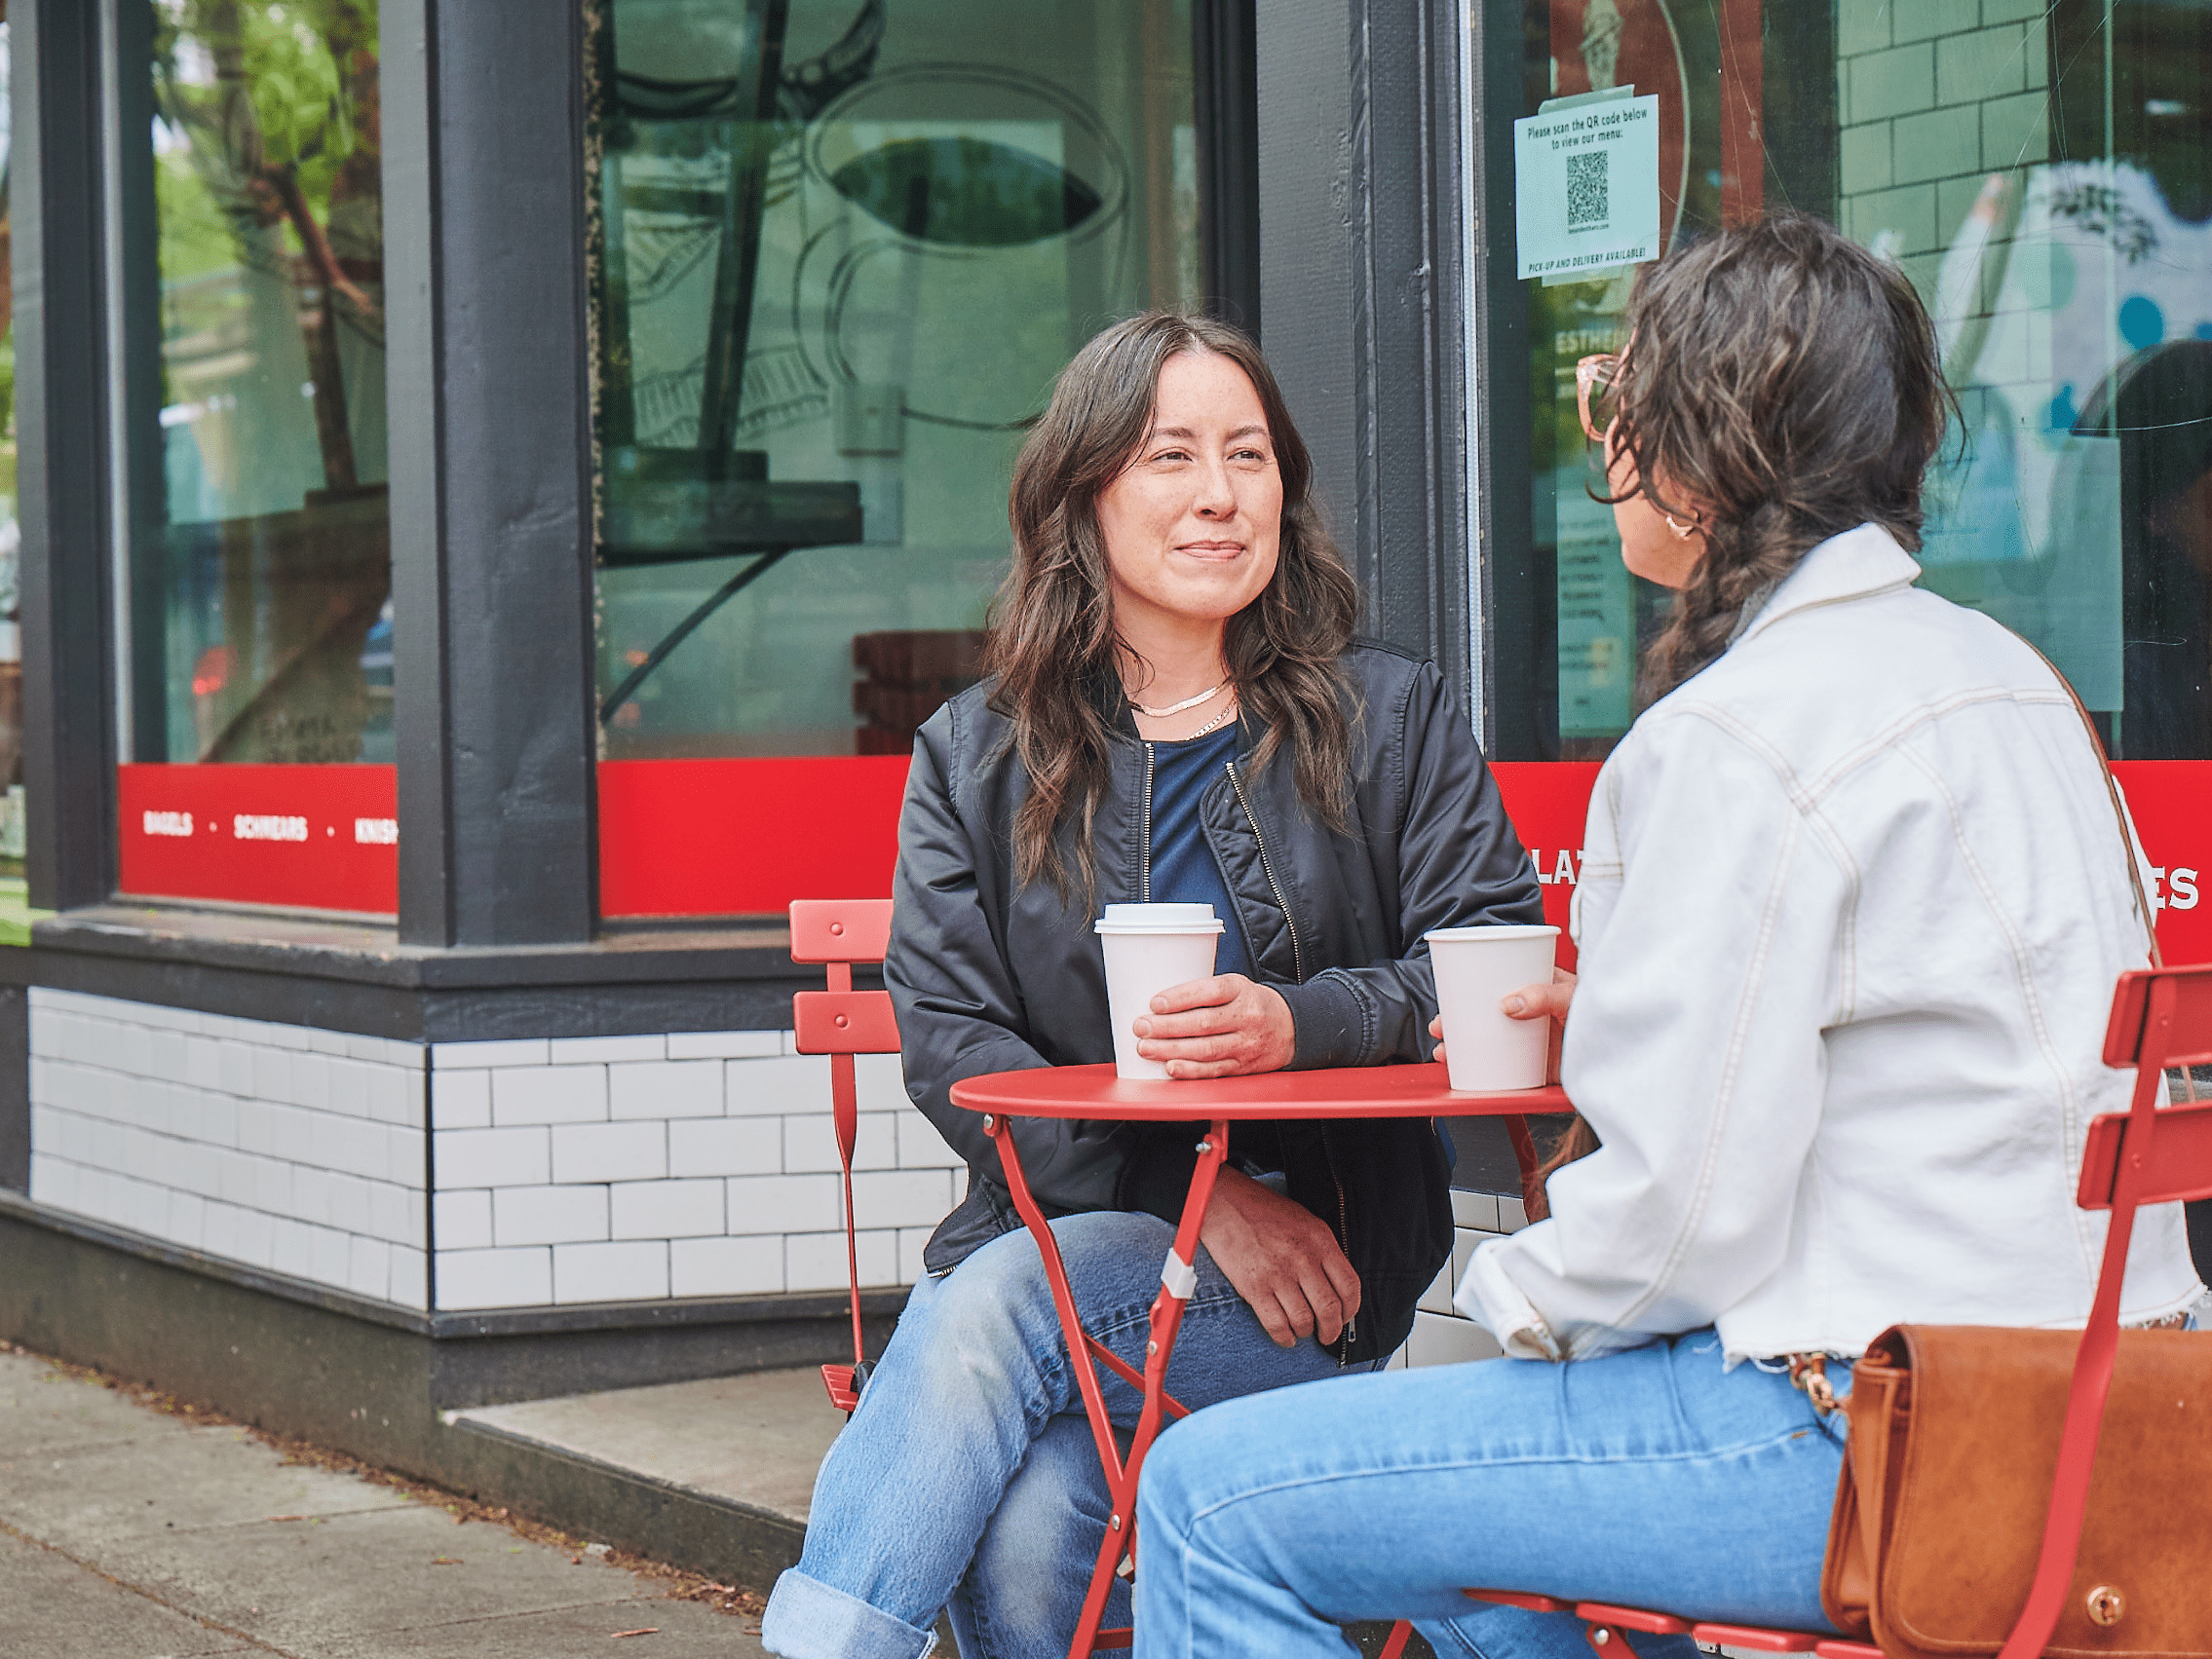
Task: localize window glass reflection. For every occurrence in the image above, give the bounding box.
[593,0,1200,758]
[133,1,389,765]
[1501,0,2212,763]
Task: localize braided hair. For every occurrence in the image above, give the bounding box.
[1610,214,1954,705]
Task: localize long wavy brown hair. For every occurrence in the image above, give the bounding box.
[987,313,1359,904]
[1534,215,1953,1215]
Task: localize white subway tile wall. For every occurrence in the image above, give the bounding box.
[26,988,431,1308]
[427,1038,964,1310]
[1837,6,2050,293]
[24,989,1522,1355]
[1386,1186,1528,1370]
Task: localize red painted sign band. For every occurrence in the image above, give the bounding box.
[595,756,909,919]
[111,758,2212,964]
[117,764,400,914]
[1492,760,2212,970]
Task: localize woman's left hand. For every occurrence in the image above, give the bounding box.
[1133,974,1296,1078]
[1429,967,1577,1086]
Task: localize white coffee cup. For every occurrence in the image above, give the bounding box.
[1425,924,1562,1092]
[1094,903,1226,1080]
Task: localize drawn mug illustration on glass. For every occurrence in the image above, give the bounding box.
[792,65,1133,435]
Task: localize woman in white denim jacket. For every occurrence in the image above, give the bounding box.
[1129,215,2206,1659]
[1456,512,2204,1362]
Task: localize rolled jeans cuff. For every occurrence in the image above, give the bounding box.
[760,1566,937,1659]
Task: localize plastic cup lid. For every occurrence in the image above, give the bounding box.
[1103,903,1215,924]
[1423,924,1561,942]
[1095,901,1225,934]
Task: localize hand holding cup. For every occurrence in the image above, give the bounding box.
[1133,973,1296,1079]
[1429,967,1576,1086]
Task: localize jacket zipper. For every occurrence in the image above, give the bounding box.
[1139,743,1156,901]
[1224,758,1351,1358]
[1223,759,1304,983]
[1318,1122,1354,1361]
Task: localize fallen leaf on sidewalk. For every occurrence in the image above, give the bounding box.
[267,1514,308,1522]
[430,1556,462,1565]
[609,1629,660,1639]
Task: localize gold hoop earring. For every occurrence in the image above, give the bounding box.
[1665,514,1699,540]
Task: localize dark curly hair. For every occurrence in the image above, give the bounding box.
[1612,213,1955,704]
[987,313,1359,905]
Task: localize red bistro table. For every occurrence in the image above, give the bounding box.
[946,1061,1568,1657]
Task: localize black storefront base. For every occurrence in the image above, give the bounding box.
[0,905,901,1447]
[8,907,840,1041]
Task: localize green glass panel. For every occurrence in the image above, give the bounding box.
[130,0,391,765]
[592,0,1201,760]
[1493,0,2212,762]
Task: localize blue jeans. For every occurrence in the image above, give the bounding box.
[761,1208,1359,1659]
[1132,1330,1849,1659]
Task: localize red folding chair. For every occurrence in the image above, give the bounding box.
[1373,961,2212,1659]
[789,898,901,1414]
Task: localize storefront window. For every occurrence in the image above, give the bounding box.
[591,0,1201,761]
[1490,0,2212,764]
[127,0,389,767]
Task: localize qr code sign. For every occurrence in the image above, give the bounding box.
[1567,150,1609,229]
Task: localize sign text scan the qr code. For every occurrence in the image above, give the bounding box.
[1511,92,1660,280]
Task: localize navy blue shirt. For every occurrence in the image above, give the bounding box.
[1146,726,1254,980]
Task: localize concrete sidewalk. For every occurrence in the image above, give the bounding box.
[0,1346,768,1658]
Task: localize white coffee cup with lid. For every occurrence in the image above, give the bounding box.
[1094,903,1225,1080]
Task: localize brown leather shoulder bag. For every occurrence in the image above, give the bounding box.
[1820,1323,2212,1658]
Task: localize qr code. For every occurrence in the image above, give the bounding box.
[1567,150,1609,229]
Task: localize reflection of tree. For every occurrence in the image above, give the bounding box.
[1,0,13,439]
[154,0,381,495]
[150,2,390,765]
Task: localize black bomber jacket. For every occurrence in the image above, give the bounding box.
[886,641,1545,1363]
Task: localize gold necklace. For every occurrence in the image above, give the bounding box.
[1127,682,1224,719]
[1183,700,1239,739]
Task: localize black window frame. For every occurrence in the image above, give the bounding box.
[15,0,1269,941]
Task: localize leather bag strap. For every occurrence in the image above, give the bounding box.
[2027,643,2161,970]
[1996,653,2187,1659]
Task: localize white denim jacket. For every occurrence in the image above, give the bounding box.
[1458,524,2206,1363]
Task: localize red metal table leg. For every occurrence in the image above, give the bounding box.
[1502,1113,1543,1222]
[985,1112,1232,1659]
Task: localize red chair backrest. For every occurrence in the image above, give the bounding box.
[1997,964,2212,1659]
[790,898,895,972]
[791,898,900,1059]
[789,900,899,1409]
[2085,964,2212,1210]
